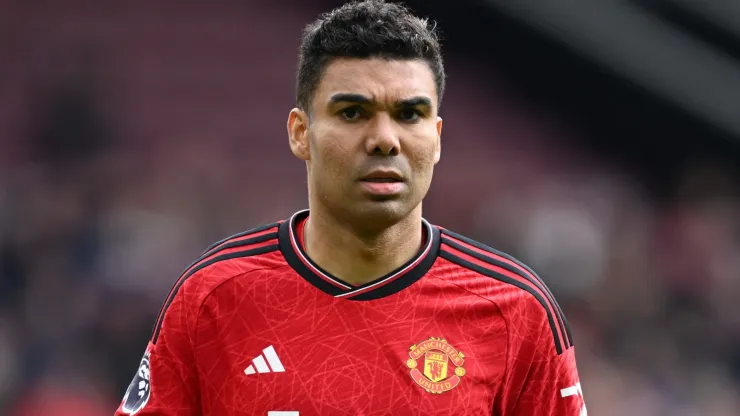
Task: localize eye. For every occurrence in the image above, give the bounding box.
[339,106,363,122]
[398,108,422,123]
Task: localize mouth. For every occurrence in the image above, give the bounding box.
[358,170,406,196]
[359,170,404,183]
[360,177,403,183]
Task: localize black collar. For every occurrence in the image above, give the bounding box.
[278,209,440,301]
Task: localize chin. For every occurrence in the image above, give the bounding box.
[351,200,416,228]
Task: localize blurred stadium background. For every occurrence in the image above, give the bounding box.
[1,0,739,414]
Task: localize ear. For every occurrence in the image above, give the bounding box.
[433,116,443,164]
[287,108,311,161]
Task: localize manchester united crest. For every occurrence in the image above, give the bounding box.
[406,337,465,394]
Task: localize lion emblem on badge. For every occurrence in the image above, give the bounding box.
[121,352,151,414]
[407,337,466,394]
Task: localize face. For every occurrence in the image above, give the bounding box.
[287,57,443,228]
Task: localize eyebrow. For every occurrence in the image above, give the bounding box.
[398,97,432,108]
[329,93,372,105]
[328,93,433,109]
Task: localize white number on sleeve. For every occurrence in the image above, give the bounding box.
[560,382,587,416]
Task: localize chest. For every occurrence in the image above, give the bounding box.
[195,279,506,415]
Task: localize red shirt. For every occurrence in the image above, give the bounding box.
[116,210,584,415]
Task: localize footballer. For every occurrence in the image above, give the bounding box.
[116,1,586,415]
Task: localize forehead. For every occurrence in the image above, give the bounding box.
[314,58,437,106]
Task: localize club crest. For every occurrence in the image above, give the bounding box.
[406,337,465,394]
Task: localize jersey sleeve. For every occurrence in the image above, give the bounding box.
[115,285,202,415]
[509,346,584,415]
[498,300,586,416]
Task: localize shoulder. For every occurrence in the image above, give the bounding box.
[150,221,283,344]
[178,221,283,294]
[435,227,573,355]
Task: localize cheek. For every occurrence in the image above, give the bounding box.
[325,146,352,179]
[310,133,353,181]
[408,139,439,172]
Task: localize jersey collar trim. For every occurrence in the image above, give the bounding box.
[278,209,440,301]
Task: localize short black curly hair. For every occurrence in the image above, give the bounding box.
[296,0,445,111]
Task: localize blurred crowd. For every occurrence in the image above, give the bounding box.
[1,1,739,415]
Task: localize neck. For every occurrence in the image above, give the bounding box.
[303,206,423,286]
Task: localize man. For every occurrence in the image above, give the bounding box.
[116,1,586,415]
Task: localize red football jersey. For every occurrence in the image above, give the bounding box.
[116,210,585,415]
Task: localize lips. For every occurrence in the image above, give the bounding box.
[358,169,406,196]
[359,170,403,182]
[361,177,401,183]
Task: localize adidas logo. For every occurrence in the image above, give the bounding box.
[244,345,285,375]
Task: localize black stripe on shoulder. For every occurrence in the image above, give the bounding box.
[184,229,279,276]
[441,229,573,348]
[151,223,281,344]
[442,230,573,346]
[153,224,279,333]
[442,229,547,288]
[163,228,279,314]
[440,249,567,355]
[152,243,279,344]
[201,222,281,255]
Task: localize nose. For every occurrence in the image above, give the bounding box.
[365,112,400,156]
